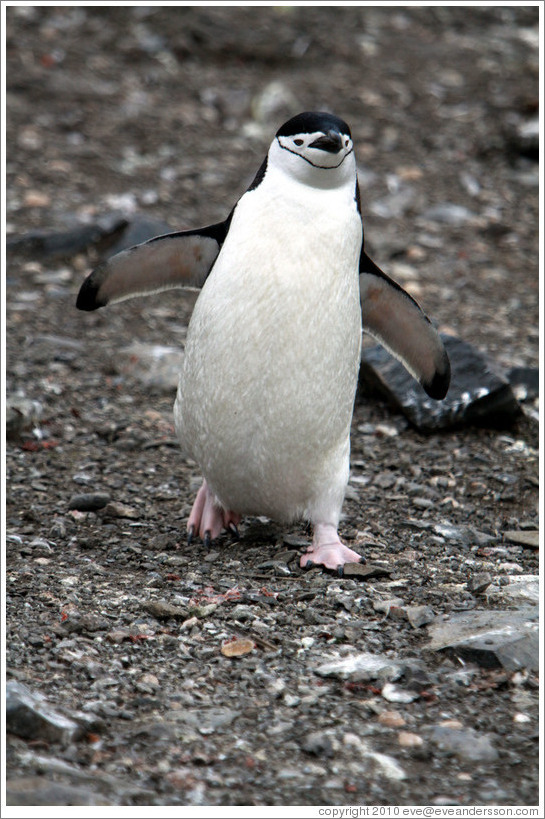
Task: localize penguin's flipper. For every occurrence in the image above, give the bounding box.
[76,222,229,311]
[359,251,450,400]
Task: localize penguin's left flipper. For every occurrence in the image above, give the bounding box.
[359,252,451,400]
[76,222,229,311]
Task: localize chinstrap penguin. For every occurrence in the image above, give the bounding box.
[77,111,450,573]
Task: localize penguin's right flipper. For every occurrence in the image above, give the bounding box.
[359,251,451,400]
[76,221,230,311]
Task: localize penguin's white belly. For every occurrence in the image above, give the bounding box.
[174,196,362,524]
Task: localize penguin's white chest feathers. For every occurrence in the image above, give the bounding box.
[175,172,363,523]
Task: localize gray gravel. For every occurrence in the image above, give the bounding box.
[5,5,540,809]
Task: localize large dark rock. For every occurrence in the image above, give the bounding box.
[6,681,83,744]
[7,213,172,260]
[427,607,539,671]
[359,334,522,430]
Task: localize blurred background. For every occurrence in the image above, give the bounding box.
[6,4,539,364]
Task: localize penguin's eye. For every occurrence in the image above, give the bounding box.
[293,139,304,146]
[345,139,349,147]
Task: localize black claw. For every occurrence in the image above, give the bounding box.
[336,565,344,578]
[227,522,239,540]
[359,556,367,565]
[203,530,212,549]
[303,560,316,570]
[187,525,194,547]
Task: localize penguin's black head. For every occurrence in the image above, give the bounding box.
[276,112,351,141]
[275,111,354,171]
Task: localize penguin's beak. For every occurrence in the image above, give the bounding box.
[309,130,344,153]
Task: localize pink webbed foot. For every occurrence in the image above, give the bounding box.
[187,480,241,547]
[300,523,365,575]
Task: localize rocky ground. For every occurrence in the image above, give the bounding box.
[4,5,541,810]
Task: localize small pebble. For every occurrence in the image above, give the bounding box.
[221,638,255,658]
[189,603,218,618]
[374,424,399,437]
[378,710,406,728]
[498,562,524,574]
[302,731,334,758]
[24,190,51,208]
[406,605,435,628]
[398,731,424,748]
[100,501,139,519]
[466,572,492,594]
[180,616,198,630]
[381,683,418,704]
[138,673,159,688]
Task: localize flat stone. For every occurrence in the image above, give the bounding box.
[282,534,310,548]
[143,600,188,619]
[68,492,111,512]
[344,733,407,781]
[342,562,391,580]
[6,777,112,807]
[6,749,155,803]
[433,522,469,542]
[6,681,83,744]
[100,501,140,520]
[188,602,218,618]
[406,605,436,629]
[373,597,405,615]
[60,613,110,634]
[359,335,521,430]
[227,605,256,621]
[488,575,539,605]
[315,652,403,682]
[373,471,397,489]
[256,559,291,576]
[428,607,539,671]
[466,572,493,594]
[373,599,433,628]
[197,707,239,734]
[503,530,539,549]
[429,725,499,762]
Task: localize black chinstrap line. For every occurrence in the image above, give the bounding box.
[277,138,354,169]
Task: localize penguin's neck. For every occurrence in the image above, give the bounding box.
[266,141,357,197]
[258,167,356,227]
